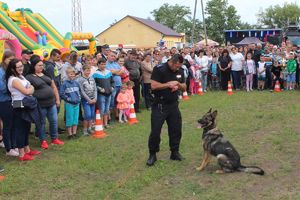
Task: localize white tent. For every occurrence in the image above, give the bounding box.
[196,39,219,47]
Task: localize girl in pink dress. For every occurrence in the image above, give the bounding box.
[116,84,130,123]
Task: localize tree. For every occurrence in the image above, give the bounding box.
[205,0,242,43]
[151,3,203,43]
[257,3,300,28]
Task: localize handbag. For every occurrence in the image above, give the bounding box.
[12,100,24,108]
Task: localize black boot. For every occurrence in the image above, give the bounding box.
[170,151,184,161]
[146,153,157,166]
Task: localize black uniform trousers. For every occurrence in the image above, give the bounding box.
[132,79,140,112]
[148,102,182,154]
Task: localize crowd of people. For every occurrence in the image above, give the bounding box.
[0,39,299,175]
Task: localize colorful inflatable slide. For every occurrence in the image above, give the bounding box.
[0,2,96,58]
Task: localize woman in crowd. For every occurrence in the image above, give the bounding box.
[218,49,232,90]
[6,59,40,161]
[230,46,244,90]
[141,53,154,110]
[196,50,209,92]
[0,51,18,156]
[26,55,64,149]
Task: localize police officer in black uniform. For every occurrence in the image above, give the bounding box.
[146,54,187,166]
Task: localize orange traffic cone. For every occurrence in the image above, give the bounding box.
[128,104,139,125]
[92,110,108,139]
[0,176,5,181]
[182,91,189,100]
[227,81,233,95]
[197,81,204,95]
[274,80,281,92]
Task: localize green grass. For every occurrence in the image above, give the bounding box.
[1,90,300,200]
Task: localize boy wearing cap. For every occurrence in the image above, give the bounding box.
[21,49,33,76]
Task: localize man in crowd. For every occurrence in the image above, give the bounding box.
[21,49,33,76]
[106,51,123,120]
[124,50,142,113]
[101,44,110,61]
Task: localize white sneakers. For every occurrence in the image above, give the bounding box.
[6,149,19,157]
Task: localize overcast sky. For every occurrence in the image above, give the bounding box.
[3,0,299,36]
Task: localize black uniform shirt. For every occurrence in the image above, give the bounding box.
[151,62,185,104]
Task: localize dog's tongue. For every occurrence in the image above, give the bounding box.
[197,124,203,129]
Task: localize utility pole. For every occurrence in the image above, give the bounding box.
[71,0,82,32]
[191,0,198,45]
[200,0,208,46]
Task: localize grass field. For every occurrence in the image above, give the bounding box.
[0,90,300,200]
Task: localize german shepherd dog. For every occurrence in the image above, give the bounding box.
[196,109,264,175]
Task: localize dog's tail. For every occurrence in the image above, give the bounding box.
[238,165,265,176]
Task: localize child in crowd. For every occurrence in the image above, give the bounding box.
[60,67,81,139]
[93,58,114,129]
[117,57,130,83]
[257,56,266,90]
[189,61,197,95]
[116,83,130,123]
[244,52,256,92]
[210,55,219,90]
[126,81,135,106]
[286,53,297,90]
[77,65,97,135]
[271,60,283,90]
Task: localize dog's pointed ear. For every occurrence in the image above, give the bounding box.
[207,108,212,113]
[211,110,218,118]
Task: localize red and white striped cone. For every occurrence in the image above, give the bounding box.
[92,110,108,139]
[128,104,139,125]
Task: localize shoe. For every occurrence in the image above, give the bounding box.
[41,140,49,149]
[119,120,124,123]
[170,151,184,161]
[83,130,89,136]
[146,154,157,166]
[67,135,73,140]
[87,128,94,135]
[6,149,19,157]
[26,149,41,156]
[0,166,4,173]
[19,154,34,161]
[51,139,64,145]
[58,127,66,132]
[0,141,4,148]
[104,125,111,129]
[72,134,80,139]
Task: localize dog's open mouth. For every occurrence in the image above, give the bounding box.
[197,123,203,129]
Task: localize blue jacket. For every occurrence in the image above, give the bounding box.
[0,67,11,102]
[60,79,81,104]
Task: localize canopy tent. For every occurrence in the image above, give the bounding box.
[196,39,219,47]
[236,37,263,45]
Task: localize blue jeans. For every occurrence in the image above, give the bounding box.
[81,99,95,121]
[98,94,111,116]
[40,105,58,140]
[0,101,15,152]
[200,71,208,91]
[110,86,121,109]
[231,71,242,89]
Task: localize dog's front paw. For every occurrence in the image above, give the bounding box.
[196,167,204,171]
[215,169,224,174]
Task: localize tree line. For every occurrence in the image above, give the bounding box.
[151,0,300,44]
